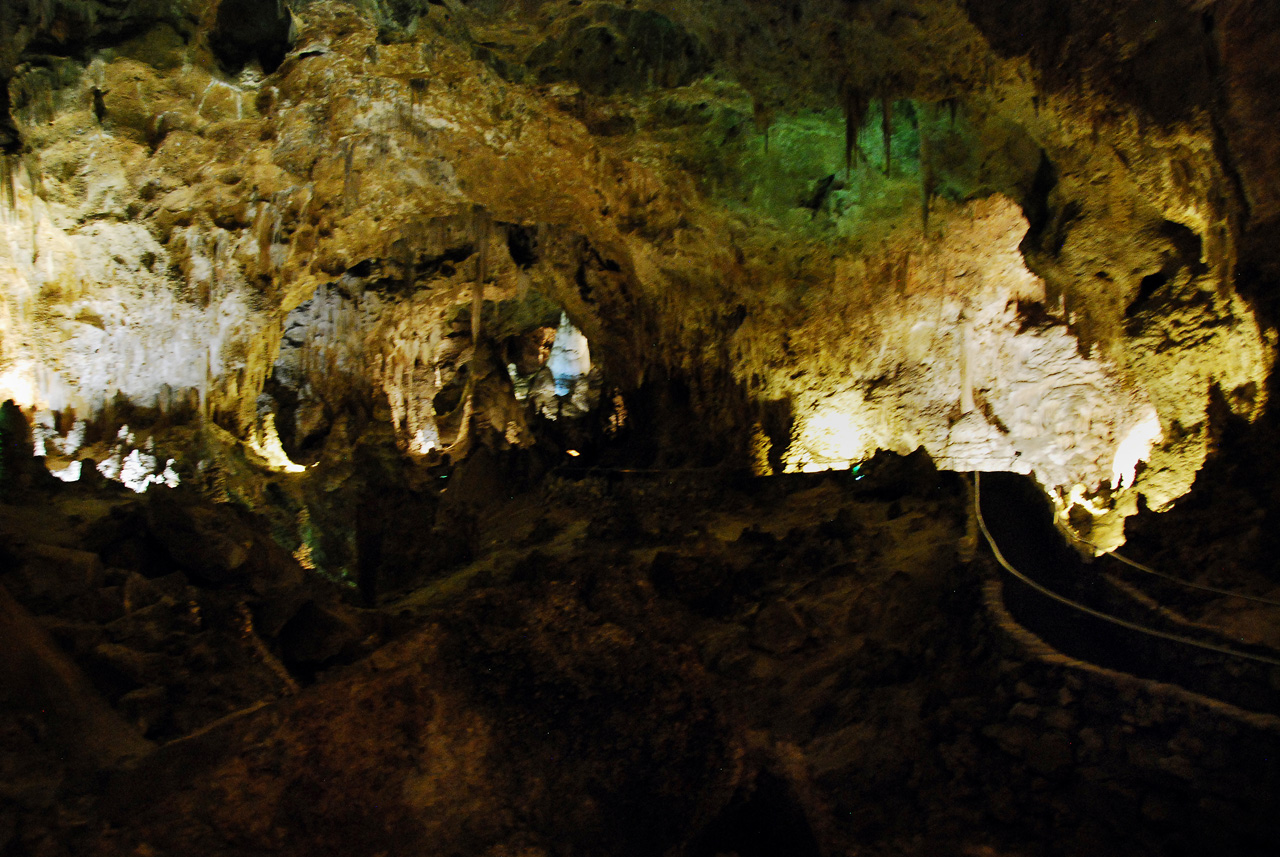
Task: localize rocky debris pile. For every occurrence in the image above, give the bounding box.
[65,453,1280,856]
[0,463,376,854]
[3,484,376,734]
[2,439,1279,856]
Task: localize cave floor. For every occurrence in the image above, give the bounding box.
[2,456,1279,857]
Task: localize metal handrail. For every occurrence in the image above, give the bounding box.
[974,472,1280,669]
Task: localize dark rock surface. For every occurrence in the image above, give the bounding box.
[3,454,1276,857]
[527,6,712,96]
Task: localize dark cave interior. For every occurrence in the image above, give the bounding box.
[2,1,1280,856]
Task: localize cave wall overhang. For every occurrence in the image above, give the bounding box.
[0,0,1273,546]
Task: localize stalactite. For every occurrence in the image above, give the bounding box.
[918,104,933,234]
[431,218,445,257]
[439,379,474,460]
[92,87,106,125]
[881,97,892,177]
[473,206,491,285]
[841,83,868,182]
[472,259,485,344]
[406,77,427,139]
[398,240,414,293]
[28,0,54,29]
[753,100,773,155]
[534,222,550,284]
[437,207,493,461]
[342,139,357,214]
[255,203,274,273]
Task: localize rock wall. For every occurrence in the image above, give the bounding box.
[0,0,1273,541]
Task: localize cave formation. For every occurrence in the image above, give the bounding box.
[2,1,1280,855]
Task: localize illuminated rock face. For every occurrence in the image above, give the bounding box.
[0,0,1273,539]
[754,196,1223,547]
[0,194,262,414]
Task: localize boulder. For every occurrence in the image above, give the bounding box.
[0,584,151,768]
[751,600,809,655]
[8,544,104,612]
[277,601,365,668]
[146,494,256,586]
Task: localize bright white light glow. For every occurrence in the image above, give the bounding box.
[249,414,307,472]
[785,401,872,473]
[88,424,181,491]
[50,460,82,482]
[548,313,590,396]
[32,412,87,459]
[1112,410,1163,490]
[411,424,440,455]
[120,449,157,491]
[0,365,38,409]
[1065,483,1107,517]
[97,452,120,481]
[114,449,180,492]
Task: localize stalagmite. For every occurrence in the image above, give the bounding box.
[1,155,14,215]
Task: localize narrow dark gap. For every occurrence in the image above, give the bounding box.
[1125,271,1168,317]
[506,223,540,268]
[0,81,20,154]
[689,771,823,857]
[1020,150,1058,251]
[209,0,293,75]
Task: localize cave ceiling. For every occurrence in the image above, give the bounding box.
[0,0,1277,548]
